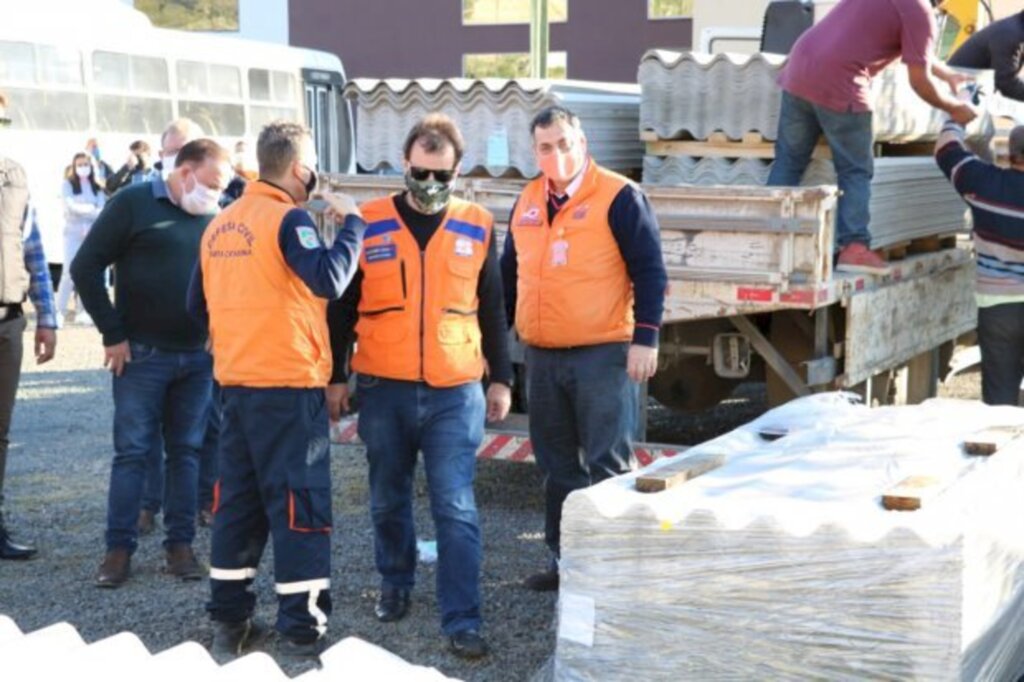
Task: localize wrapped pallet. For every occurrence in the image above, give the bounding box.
[556,394,1024,680]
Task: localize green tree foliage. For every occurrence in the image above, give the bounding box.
[135,0,240,31]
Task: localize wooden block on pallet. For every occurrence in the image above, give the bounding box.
[881,475,945,511]
[963,426,1024,456]
[635,452,726,493]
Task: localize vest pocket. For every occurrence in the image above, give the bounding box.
[445,255,478,307]
[437,319,478,346]
[360,262,406,311]
[358,314,409,343]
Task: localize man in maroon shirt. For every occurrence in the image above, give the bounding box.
[767,0,978,274]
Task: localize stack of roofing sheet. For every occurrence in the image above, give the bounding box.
[555,393,1024,680]
[344,78,643,177]
[638,50,994,142]
[0,615,452,681]
[642,156,969,248]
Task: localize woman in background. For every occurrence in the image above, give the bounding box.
[57,152,105,326]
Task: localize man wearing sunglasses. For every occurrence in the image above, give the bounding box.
[329,113,512,660]
[500,106,667,593]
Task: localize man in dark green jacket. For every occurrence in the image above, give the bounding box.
[71,139,231,588]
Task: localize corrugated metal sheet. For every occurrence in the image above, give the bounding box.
[344,78,644,177]
[638,50,994,143]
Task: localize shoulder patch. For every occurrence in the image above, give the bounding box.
[295,226,320,250]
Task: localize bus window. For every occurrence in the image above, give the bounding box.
[0,41,82,86]
[249,105,300,134]
[177,61,242,100]
[93,51,169,93]
[0,42,35,84]
[2,88,89,131]
[248,69,271,101]
[249,68,297,103]
[37,45,82,86]
[179,101,245,137]
[271,71,296,103]
[94,94,173,134]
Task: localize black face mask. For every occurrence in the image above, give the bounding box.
[302,164,319,199]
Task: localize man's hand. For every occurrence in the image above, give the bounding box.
[35,328,56,364]
[485,382,512,423]
[949,102,978,126]
[326,383,350,422]
[944,71,974,92]
[104,341,131,377]
[626,344,658,384]
[318,192,362,223]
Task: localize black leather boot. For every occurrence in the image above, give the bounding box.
[0,517,38,560]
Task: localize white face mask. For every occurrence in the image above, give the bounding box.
[160,154,177,180]
[179,176,221,216]
[75,165,92,179]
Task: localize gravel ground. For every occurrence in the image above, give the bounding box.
[0,324,983,679]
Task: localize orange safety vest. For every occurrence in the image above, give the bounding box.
[510,161,634,348]
[351,195,492,388]
[200,181,331,388]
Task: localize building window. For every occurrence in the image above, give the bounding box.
[134,0,240,31]
[463,51,567,79]
[462,0,568,25]
[648,0,693,19]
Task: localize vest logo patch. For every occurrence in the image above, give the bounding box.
[295,226,320,250]
[365,243,397,263]
[572,203,590,220]
[206,221,254,258]
[518,205,542,227]
[454,237,474,257]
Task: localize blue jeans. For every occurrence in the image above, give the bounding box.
[107,342,212,551]
[357,376,485,636]
[767,90,874,248]
[526,343,638,556]
[142,382,221,514]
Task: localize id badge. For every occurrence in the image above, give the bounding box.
[550,239,569,267]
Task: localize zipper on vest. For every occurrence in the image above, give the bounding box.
[400,259,407,299]
[419,250,426,381]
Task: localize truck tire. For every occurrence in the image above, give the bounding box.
[649,355,737,412]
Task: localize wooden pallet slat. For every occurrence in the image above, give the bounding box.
[881,475,945,511]
[635,452,726,493]
[963,426,1024,456]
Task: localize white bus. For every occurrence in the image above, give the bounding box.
[0,0,355,275]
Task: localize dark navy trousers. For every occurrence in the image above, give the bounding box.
[207,387,333,642]
[525,342,638,555]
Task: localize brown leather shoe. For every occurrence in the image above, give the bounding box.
[137,509,156,536]
[95,549,131,588]
[165,543,203,581]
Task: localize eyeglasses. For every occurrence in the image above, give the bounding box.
[409,166,456,183]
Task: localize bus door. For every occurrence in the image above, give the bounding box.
[302,68,354,174]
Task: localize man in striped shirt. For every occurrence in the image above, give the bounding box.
[935,119,1024,405]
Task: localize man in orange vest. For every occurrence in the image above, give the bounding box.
[329,113,512,659]
[500,106,668,592]
[187,121,364,662]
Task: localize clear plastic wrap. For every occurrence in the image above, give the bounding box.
[555,394,1024,680]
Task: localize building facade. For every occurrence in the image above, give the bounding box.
[288,0,693,82]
